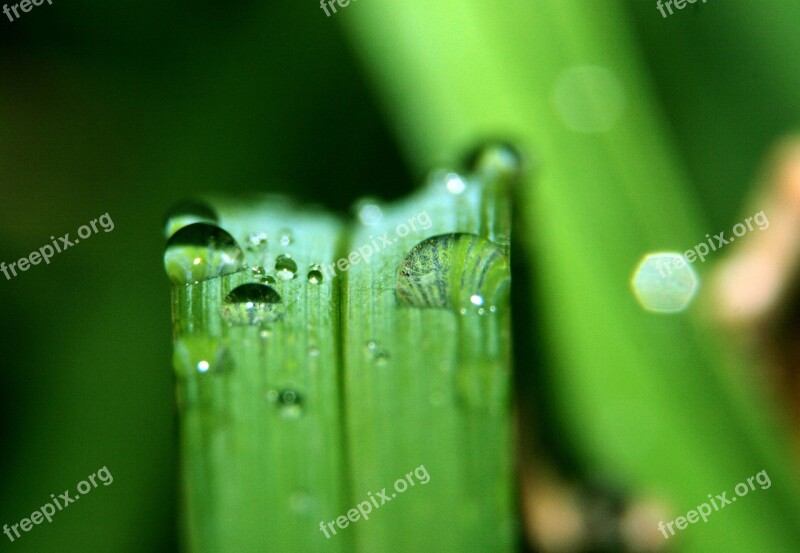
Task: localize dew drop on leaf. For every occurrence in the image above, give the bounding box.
[164,223,246,285]
[221,283,285,326]
[275,254,298,280]
[163,199,218,239]
[396,233,510,313]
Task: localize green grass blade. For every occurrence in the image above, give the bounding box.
[167,197,350,553]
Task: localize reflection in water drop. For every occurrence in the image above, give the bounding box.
[396,233,510,313]
[276,255,298,280]
[163,200,218,239]
[307,265,323,285]
[164,223,246,285]
[553,65,626,133]
[221,283,285,325]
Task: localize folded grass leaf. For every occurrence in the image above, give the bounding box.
[165,145,517,552]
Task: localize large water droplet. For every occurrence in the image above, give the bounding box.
[164,223,246,285]
[396,233,510,311]
[221,283,285,325]
[163,200,218,239]
[275,254,298,280]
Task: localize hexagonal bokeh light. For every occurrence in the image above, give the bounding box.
[631,252,699,313]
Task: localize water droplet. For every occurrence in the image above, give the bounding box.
[277,389,303,419]
[173,338,233,379]
[307,265,323,285]
[279,229,294,247]
[365,341,389,365]
[247,232,268,251]
[396,233,510,312]
[260,329,271,339]
[275,254,298,280]
[308,346,319,357]
[465,142,525,180]
[631,252,699,313]
[445,172,468,194]
[251,266,266,277]
[163,199,218,239]
[164,223,246,285]
[355,199,384,226]
[553,66,626,133]
[221,283,285,325]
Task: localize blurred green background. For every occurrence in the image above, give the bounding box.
[2,0,800,551]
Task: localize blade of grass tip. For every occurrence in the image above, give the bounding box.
[164,197,351,553]
[340,145,519,552]
[343,1,800,551]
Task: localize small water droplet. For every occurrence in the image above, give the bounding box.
[307,265,323,285]
[396,233,510,312]
[277,389,303,419]
[275,254,298,280]
[163,199,218,239]
[465,142,525,180]
[221,283,285,325]
[279,229,294,247]
[260,329,271,339]
[308,346,319,357]
[251,266,266,277]
[164,223,246,285]
[355,199,384,226]
[247,232,268,252]
[173,339,233,379]
[365,341,389,365]
[445,172,468,194]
